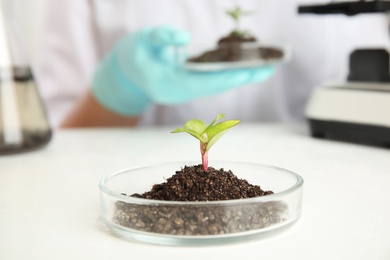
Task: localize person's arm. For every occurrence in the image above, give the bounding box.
[60,90,140,128]
[89,27,275,123]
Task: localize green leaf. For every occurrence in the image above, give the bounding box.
[183,119,206,133]
[205,129,228,151]
[171,127,204,142]
[205,114,226,132]
[171,127,184,133]
[206,120,240,140]
[171,119,207,142]
[205,120,240,151]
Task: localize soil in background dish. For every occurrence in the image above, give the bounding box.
[217,33,257,46]
[188,46,284,63]
[188,33,284,63]
[114,165,286,236]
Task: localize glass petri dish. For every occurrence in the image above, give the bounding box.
[99,161,303,246]
[181,42,291,72]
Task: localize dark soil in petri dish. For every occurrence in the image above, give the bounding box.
[114,165,287,236]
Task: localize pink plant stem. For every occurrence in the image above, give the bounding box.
[202,151,208,172]
[200,142,208,171]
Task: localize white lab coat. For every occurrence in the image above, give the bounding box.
[35,0,390,127]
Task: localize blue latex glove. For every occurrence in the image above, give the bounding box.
[92,26,275,115]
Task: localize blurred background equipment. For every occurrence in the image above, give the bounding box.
[0,0,52,155]
[299,0,390,147]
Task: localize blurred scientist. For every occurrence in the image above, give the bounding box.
[35,0,389,127]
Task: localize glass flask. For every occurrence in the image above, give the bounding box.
[0,1,52,155]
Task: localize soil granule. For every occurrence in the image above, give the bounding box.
[114,165,287,236]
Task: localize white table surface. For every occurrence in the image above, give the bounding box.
[1,124,390,260]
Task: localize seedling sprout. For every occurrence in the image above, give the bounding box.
[171,114,240,171]
[226,6,254,37]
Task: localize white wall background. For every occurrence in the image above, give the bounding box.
[13,0,48,64]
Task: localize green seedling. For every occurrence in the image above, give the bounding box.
[226,6,254,37]
[171,114,240,172]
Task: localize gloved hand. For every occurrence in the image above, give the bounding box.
[92,26,275,115]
